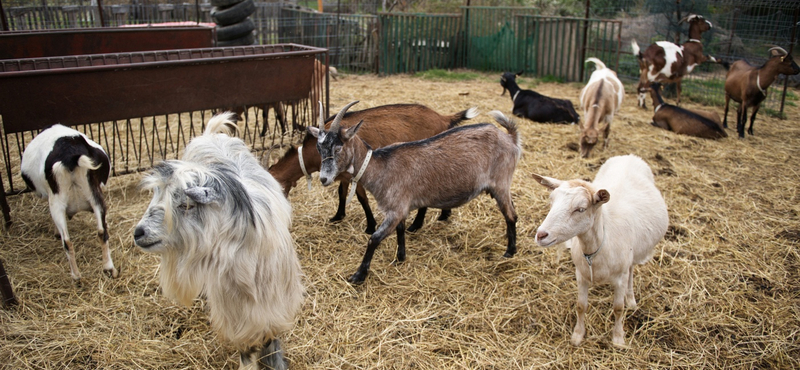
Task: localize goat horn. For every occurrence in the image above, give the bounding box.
[329,100,359,133]
[768,46,788,57]
[317,101,325,130]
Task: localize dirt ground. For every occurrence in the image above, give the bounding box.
[1,70,799,369]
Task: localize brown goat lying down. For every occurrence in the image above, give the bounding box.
[648,82,726,139]
[269,103,477,234]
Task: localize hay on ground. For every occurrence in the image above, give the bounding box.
[1,71,799,369]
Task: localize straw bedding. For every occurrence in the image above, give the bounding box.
[1,71,799,369]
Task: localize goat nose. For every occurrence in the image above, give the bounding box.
[133,226,145,240]
[536,230,549,241]
[319,176,328,185]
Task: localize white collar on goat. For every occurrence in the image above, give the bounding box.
[688,38,702,43]
[297,145,313,190]
[654,103,664,113]
[346,149,373,205]
[756,72,767,96]
[512,90,520,103]
[583,223,606,283]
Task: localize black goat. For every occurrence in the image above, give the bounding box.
[500,71,579,124]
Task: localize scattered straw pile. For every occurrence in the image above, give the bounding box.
[1,71,799,369]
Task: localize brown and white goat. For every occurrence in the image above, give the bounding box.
[269,104,477,234]
[648,82,726,139]
[723,47,800,138]
[309,101,520,285]
[533,155,668,347]
[578,58,624,158]
[631,14,716,108]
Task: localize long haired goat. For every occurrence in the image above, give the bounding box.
[133,113,304,369]
[20,124,118,282]
[269,103,477,234]
[309,101,521,285]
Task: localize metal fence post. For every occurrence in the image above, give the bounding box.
[779,8,798,118]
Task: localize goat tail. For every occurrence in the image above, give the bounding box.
[449,106,479,128]
[488,110,520,150]
[257,338,288,370]
[77,155,101,171]
[585,57,607,70]
[205,111,239,137]
[719,60,731,71]
[631,39,641,59]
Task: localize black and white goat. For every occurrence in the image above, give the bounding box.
[500,71,579,124]
[309,101,521,285]
[20,124,118,282]
[133,113,304,369]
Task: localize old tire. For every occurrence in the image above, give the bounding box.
[211,0,255,27]
[217,31,255,47]
[210,0,243,8]
[216,19,255,42]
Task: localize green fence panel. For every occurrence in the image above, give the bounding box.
[516,15,621,82]
[460,6,539,72]
[378,13,463,75]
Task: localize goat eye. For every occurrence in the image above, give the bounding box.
[575,207,586,213]
[180,203,195,211]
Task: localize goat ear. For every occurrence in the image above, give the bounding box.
[516,70,524,76]
[307,126,321,138]
[342,120,364,141]
[185,186,220,205]
[532,174,562,190]
[593,189,610,205]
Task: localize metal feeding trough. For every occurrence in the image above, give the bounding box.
[0,43,328,226]
[0,26,216,60]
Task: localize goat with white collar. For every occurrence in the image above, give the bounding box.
[310,101,521,285]
[499,71,579,124]
[532,155,668,347]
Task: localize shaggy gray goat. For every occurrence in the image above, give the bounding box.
[133,113,304,370]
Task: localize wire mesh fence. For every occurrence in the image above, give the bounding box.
[1,0,798,110]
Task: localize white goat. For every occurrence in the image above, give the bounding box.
[578,57,624,158]
[133,113,304,369]
[20,124,118,282]
[532,155,668,347]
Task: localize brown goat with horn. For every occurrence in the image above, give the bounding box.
[723,46,800,138]
[648,82,727,139]
[309,101,521,285]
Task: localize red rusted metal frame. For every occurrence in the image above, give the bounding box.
[0,26,214,60]
[0,44,327,227]
[0,44,321,133]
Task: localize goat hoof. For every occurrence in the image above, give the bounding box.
[105,267,120,279]
[329,214,345,223]
[612,336,627,348]
[364,226,376,234]
[347,272,367,285]
[502,250,516,258]
[570,333,584,347]
[406,224,421,233]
